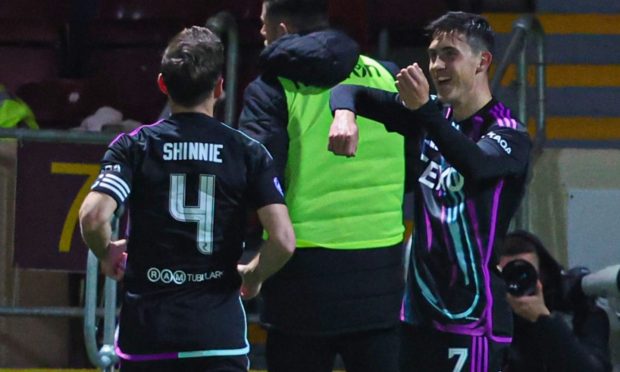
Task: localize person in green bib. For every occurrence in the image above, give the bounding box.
[238,1,407,371]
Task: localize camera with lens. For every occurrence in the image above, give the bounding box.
[501,259,538,297]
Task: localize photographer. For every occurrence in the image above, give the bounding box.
[499,230,612,372]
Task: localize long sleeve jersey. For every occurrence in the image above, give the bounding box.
[331,86,532,339]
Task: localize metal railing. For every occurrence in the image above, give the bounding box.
[490,15,546,230]
[0,130,119,370]
[0,13,242,367]
[0,128,115,144]
[491,14,546,153]
[83,251,118,371]
[206,11,240,126]
[1,13,546,369]
[373,15,546,231]
[0,13,241,372]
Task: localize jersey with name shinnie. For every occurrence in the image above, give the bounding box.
[90,112,284,358]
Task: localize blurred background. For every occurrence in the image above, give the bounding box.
[1,0,620,370]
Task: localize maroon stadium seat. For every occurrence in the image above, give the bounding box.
[16,78,115,129]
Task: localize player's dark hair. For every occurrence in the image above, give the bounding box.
[425,11,495,54]
[264,0,329,32]
[501,230,566,308]
[160,26,224,107]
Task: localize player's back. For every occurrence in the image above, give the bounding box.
[99,112,281,357]
[109,112,271,294]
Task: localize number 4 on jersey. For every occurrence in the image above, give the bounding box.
[169,174,215,255]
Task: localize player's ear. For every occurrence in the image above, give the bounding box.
[157,73,169,95]
[278,21,291,38]
[213,76,224,99]
[477,51,492,73]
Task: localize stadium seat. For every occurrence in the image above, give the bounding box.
[16,78,114,129]
[0,0,71,93]
[77,21,169,123]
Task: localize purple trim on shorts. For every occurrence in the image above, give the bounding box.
[432,320,484,336]
[489,334,512,343]
[115,327,178,361]
[115,345,178,361]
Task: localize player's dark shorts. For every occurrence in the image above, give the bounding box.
[266,326,400,372]
[400,323,510,372]
[117,287,248,357]
[120,355,249,372]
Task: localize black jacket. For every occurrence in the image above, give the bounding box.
[237,30,405,334]
[238,29,398,180]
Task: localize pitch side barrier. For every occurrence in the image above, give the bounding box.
[0,12,241,369]
[0,129,119,370]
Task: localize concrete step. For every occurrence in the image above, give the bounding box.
[485,13,620,141]
[498,64,620,88]
[528,117,620,141]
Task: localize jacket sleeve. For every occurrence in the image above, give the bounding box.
[330,85,423,138]
[238,75,289,181]
[533,310,612,372]
[405,100,531,182]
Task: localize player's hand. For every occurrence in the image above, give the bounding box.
[506,281,551,322]
[237,260,262,300]
[328,109,358,157]
[100,239,127,281]
[396,63,430,110]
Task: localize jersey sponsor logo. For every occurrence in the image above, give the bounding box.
[146,267,224,285]
[162,142,224,163]
[418,160,464,193]
[485,131,512,154]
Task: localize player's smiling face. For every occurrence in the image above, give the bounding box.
[427,31,481,106]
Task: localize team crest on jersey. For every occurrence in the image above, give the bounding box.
[273,177,284,196]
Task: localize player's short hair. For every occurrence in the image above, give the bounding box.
[264,0,329,32]
[160,26,224,107]
[425,11,495,54]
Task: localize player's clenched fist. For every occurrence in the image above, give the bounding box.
[396,63,429,110]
